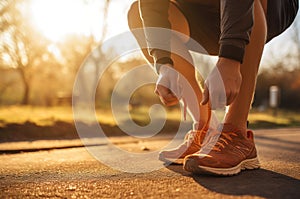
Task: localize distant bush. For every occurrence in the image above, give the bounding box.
[253,66,300,110]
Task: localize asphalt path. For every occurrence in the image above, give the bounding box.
[0,128,299,198]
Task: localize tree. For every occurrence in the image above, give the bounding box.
[68,0,113,106]
[0,0,52,105]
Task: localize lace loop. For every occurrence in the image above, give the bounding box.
[213,132,237,151]
[201,130,238,152]
[184,131,196,145]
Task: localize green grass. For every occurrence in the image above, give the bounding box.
[0,105,299,129]
[248,109,300,129]
[0,106,74,127]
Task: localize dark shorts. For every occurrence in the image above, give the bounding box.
[174,0,299,55]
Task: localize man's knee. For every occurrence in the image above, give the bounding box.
[127,1,141,29]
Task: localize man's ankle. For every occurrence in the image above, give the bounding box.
[219,123,247,136]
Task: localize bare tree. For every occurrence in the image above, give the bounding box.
[75,0,112,103]
[0,0,52,104]
[0,0,114,105]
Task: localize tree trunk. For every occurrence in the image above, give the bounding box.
[21,80,30,105]
[18,68,30,105]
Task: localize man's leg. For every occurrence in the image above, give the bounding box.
[183,0,267,175]
[224,0,267,134]
[127,1,210,130]
[128,1,211,164]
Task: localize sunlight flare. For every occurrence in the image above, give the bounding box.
[30,0,103,41]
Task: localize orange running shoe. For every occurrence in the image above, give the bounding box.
[159,128,208,164]
[183,124,260,176]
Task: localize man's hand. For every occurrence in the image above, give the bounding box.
[201,57,242,109]
[154,64,182,106]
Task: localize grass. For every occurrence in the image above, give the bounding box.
[0,105,299,129]
[0,105,299,142]
[248,109,300,129]
[0,106,74,127]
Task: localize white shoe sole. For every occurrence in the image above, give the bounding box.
[184,157,260,176]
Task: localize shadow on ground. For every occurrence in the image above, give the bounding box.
[166,165,300,199]
[0,119,182,142]
[0,121,125,142]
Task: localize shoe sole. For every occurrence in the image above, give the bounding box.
[184,157,260,176]
[159,154,184,165]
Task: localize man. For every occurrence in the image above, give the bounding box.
[127,0,298,175]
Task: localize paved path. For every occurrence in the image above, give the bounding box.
[0,128,299,198]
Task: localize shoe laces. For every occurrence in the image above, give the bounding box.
[213,132,238,151]
[184,131,198,146]
[202,130,237,152]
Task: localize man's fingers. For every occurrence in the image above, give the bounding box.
[201,85,209,105]
[159,95,179,106]
[155,85,179,106]
[155,85,169,96]
[155,85,176,100]
[158,94,179,106]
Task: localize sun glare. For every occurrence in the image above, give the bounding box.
[30,0,103,42]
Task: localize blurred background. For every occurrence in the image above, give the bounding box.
[0,0,300,142]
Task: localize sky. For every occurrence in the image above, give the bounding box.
[29,0,134,42]
[29,0,299,68]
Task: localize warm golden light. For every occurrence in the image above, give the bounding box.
[29,0,131,42]
[29,0,104,41]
